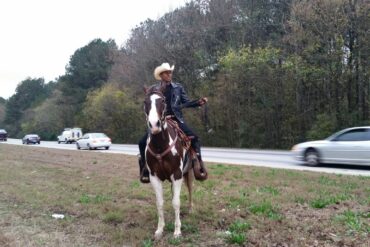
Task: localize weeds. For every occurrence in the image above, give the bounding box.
[318,176,337,186]
[227,190,249,208]
[78,194,110,204]
[249,201,282,220]
[294,196,306,204]
[258,186,279,196]
[141,239,153,247]
[168,237,182,245]
[102,211,123,224]
[334,210,370,233]
[310,193,352,209]
[225,220,250,245]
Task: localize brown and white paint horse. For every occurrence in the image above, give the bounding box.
[143,87,194,239]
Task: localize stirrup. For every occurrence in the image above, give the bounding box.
[138,154,150,183]
[193,156,208,181]
[140,169,150,183]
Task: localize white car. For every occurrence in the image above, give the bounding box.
[76,133,111,150]
[58,128,83,144]
[292,126,370,166]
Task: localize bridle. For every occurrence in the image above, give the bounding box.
[145,90,178,166]
[145,89,167,123]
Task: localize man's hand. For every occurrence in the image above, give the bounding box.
[199,97,208,106]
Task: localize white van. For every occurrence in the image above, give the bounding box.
[57,128,83,144]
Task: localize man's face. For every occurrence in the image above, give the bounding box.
[160,70,172,82]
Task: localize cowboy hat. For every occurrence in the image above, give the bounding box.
[154,63,175,80]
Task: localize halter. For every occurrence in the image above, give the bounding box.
[145,89,176,166]
[146,89,167,123]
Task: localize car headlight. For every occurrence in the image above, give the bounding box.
[291,145,298,151]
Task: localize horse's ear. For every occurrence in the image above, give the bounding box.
[143,86,148,94]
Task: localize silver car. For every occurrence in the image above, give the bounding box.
[292,126,370,166]
[76,133,111,150]
[22,134,41,144]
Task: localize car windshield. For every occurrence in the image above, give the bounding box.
[0,129,7,133]
[28,135,39,138]
[326,129,346,141]
[326,133,339,141]
[91,133,108,138]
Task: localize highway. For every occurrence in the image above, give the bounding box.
[3,138,370,176]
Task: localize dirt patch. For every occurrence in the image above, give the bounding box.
[0,144,369,246]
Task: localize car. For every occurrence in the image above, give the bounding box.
[0,129,7,141]
[22,134,41,144]
[57,128,83,144]
[76,133,111,150]
[291,126,370,166]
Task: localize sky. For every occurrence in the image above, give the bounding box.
[0,0,188,99]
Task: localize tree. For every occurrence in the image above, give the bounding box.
[3,78,49,136]
[81,83,143,143]
[20,90,74,140]
[0,98,5,125]
[286,0,370,139]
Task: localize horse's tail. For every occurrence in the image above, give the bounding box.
[183,167,194,213]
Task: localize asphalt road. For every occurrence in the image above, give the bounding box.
[3,138,370,176]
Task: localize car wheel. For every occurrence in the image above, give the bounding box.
[87,144,92,150]
[105,146,109,150]
[76,143,81,150]
[304,149,320,166]
[58,141,61,144]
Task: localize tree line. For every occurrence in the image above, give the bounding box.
[1,0,369,149]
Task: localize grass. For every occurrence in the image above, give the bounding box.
[225,220,250,245]
[249,201,282,220]
[102,211,124,224]
[334,210,370,234]
[0,144,369,246]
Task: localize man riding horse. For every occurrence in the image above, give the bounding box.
[138,62,208,183]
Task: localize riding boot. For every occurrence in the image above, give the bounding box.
[192,140,208,179]
[138,154,150,183]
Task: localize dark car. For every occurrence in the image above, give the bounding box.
[22,134,41,144]
[0,129,7,141]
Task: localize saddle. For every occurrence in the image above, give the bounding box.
[166,117,191,150]
[166,116,208,181]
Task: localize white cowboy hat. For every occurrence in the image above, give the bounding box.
[154,63,175,80]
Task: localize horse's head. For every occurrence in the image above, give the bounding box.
[144,87,166,135]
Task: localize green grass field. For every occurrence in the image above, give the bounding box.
[0,144,369,246]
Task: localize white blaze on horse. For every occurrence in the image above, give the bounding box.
[143,87,206,239]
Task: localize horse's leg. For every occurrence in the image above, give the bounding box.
[184,170,194,213]
[172,177,183,237]
[150,175,165,239]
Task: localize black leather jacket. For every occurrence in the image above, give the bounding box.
[153,82,201,123]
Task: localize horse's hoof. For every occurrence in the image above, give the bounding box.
[173,231,182,238]
[154,230,163,239]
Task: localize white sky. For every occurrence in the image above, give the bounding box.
[0,0,188,99]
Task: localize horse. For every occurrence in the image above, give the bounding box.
[143,86,206,238]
